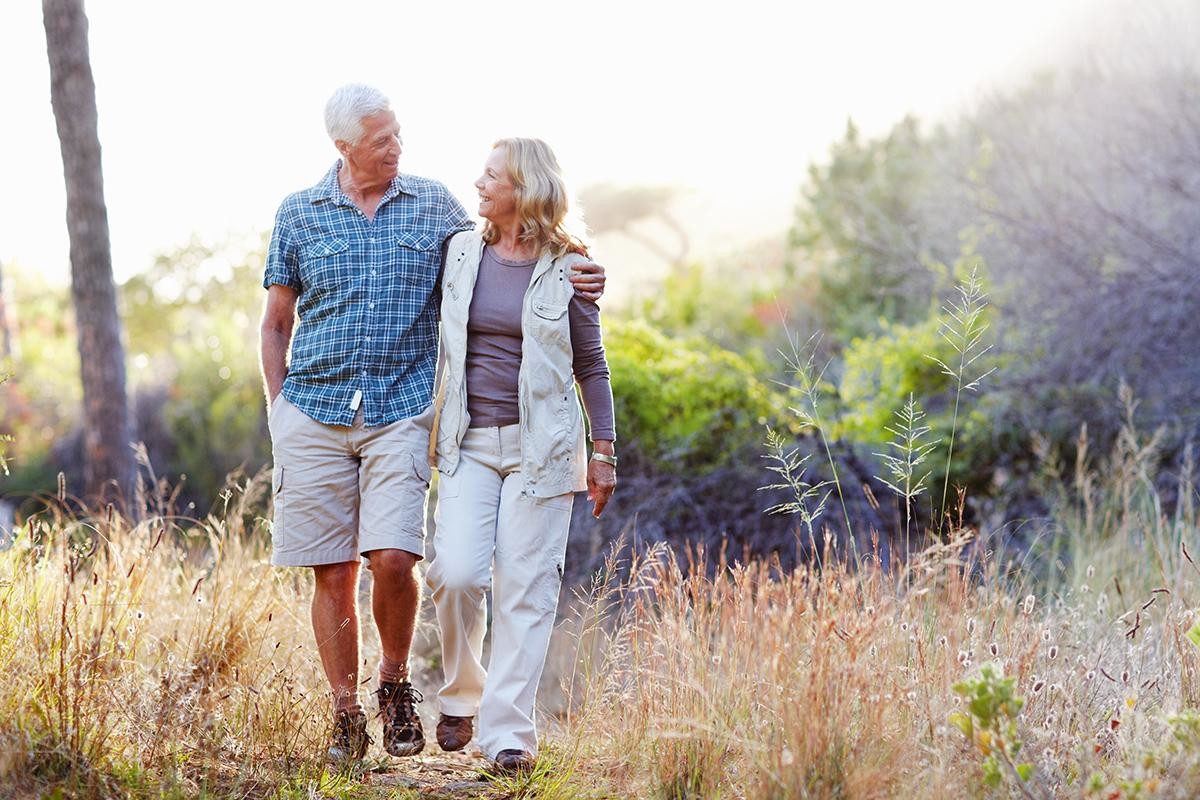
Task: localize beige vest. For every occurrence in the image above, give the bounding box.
[431,230,588,497]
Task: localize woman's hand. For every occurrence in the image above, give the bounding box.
[570,261,606,302]
[587,440,617,518]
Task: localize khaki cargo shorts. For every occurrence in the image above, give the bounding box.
[267,394,434,567]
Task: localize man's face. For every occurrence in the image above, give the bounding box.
[339,111,402,185]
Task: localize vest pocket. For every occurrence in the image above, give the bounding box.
[533,300,568,320]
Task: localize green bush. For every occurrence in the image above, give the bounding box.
[605,318,792,473]
[832,292,1003,504]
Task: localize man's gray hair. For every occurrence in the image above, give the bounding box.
[324,84,392,145]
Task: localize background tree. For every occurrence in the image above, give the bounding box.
[42,0,133,501]
[579,183,690,267]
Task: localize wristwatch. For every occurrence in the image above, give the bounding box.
[590,451,618,467]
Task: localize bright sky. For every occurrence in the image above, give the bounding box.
[0,0,1146,285]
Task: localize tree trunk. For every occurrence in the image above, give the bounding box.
[43,0,133,502]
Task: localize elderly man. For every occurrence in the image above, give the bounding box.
[260,84,604,762]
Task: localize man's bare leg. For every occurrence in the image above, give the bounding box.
[366,548,425,756]
[366,548,420,679]
[312,561,362,713]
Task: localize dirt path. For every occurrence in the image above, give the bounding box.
[357,751,503,798]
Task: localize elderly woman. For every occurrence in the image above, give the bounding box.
[425,138,616,773]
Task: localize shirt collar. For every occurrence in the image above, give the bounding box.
[313,160,416,206]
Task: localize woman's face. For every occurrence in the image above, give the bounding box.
[474,146,517,223]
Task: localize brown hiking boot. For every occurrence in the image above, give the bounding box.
[493,748,535,775]
[436,713,474,752]
[377,681,425,756]
[327,709,370,762]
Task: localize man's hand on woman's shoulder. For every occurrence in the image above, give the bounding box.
[570,261,606,302]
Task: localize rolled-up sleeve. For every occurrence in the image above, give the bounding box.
[263,203,302,291]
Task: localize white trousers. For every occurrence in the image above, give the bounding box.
[425,424,574,758]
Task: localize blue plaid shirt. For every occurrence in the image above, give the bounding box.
[264,162,473,427]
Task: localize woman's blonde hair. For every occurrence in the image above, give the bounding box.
[481,138,587,258]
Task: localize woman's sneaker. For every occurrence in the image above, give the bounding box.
[377,681,425,756]
[327,709,370,762]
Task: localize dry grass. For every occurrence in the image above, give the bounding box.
[0,473,330,798]
[560,420,1200,799]
[2,420,1199,799]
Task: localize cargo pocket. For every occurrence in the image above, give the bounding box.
[270,465,285,543]
[411,453,431,490]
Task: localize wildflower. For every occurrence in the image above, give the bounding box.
[1042,629,1052,642]
[1125,695,1137,709]
[906,691,917,702]
[196,595,206,605]
[1023,595,1036,615]
[865,605,875,616]
[937,635,948,648]
[781,748,795,767]
[1081,584,1090,594]
[957,650,970,665]
[967,618,977,635]
[900,621,910,633]
[1121,669,1131,684]
[1032,679,1046,694]
[1048,646,1059,660]
[1086,670,1096,682]
[135,609,146,620]
[1050,683,1062,694]
[1086,564,1095,578]
[1044,713,1056,728]
[989,642,999,657]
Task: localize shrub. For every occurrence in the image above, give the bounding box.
[604,318,792,473]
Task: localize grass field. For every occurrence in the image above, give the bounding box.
[2,422,1199,799]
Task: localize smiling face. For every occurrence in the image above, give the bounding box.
[338,110,402,187]
[474,146,518,224]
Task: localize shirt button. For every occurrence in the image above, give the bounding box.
[369,237,375,243]
[370,270,377,276]
[369,302,375,309]
[365,337,372,343]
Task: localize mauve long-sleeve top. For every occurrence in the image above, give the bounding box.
[463,246,615,441]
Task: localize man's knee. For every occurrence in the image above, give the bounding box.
[366,549,419,588]
[313,560,359,594]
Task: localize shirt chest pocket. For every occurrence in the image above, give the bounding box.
[302,237,352,288]
[395,231,441,289]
